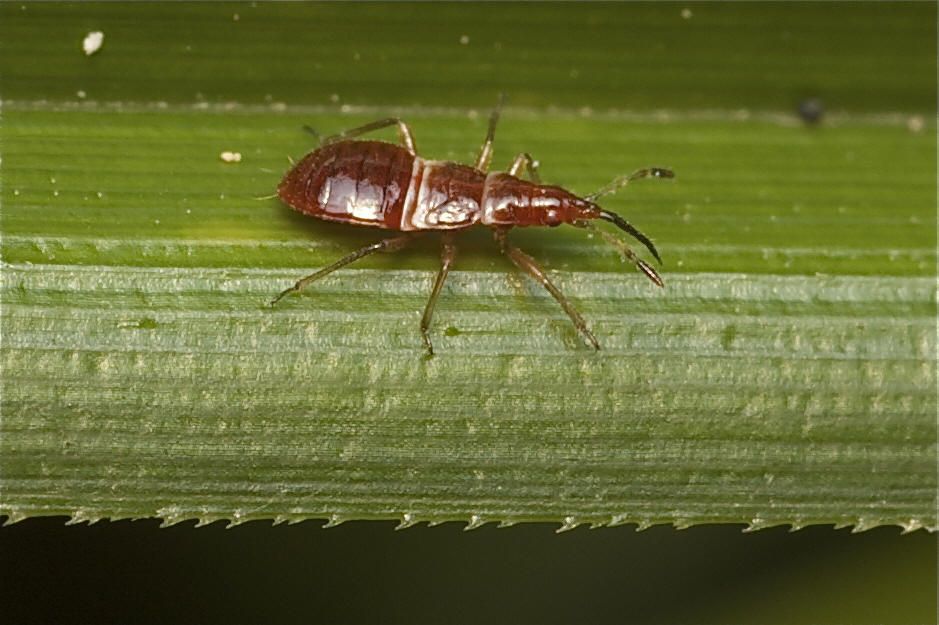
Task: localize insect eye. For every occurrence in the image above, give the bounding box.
[545,209,562,227]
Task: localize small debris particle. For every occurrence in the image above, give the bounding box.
[681,7,692,19]
[76,89,87,98]
[82,31,105,56]
[459,34,470,45]
[138,317,159,330]
[797,97,823,125]
[330,93,340,103]
[96,191,103,198]
[232,12,240,21]
[219,150,243,163]
[907,115,924,133]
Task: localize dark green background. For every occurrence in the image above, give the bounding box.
[3,2,935,112]
[1,2,935,623]
[2,518,936,624]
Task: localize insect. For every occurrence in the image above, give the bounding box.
[272,97,673,354]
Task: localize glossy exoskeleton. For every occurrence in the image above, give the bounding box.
[273,98,673,354]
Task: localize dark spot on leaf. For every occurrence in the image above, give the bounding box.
[721,324,737,351]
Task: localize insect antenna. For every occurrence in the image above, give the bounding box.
[596,209,662,265]
[575,220,664,287]
[585,167,674,202]
[584,166,672,263]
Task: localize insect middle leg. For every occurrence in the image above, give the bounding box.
[507,153,541,183]
[420,232,457,356]
[492,227,600,350]
[474,94,506,172]
[269,234,419,306]
[321,118,417,155]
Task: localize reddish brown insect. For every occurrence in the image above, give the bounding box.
[272,98,673,354]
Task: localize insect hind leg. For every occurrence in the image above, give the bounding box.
[269,234,419,306]
[322,118,417,154]
[302,125,324,144]
[492,227,600,350]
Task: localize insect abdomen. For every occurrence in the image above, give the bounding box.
[278,140,415,229]
[279,141,488,231]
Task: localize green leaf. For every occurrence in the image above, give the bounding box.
[1,2,935,531]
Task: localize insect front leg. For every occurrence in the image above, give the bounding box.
[322,118,417,155]
[492,227,600,350]
[420,232,458,356]
[269,233,419,306]
[507,153,542,183]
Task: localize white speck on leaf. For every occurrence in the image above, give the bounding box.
[82,31,105,56]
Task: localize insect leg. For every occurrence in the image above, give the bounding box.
[492,227,600,350]
[420,232,457,356]
[474,93,506,173]
[301,125,324,144]
[269,234,419,306]
[507,153,542,183]
[322,118,417,155]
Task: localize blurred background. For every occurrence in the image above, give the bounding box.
[2,517,935,624]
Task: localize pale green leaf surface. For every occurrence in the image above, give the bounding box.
[0,2,935,531]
